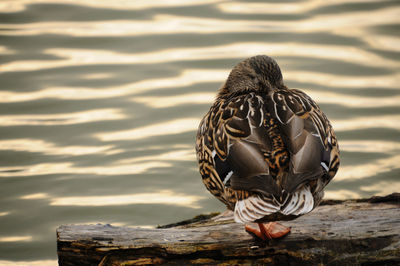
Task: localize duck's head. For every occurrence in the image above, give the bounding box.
[218,55,284,97]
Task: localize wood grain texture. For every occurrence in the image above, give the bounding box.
[57,193,400,265]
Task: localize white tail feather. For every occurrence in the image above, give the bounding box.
[281,186,314,215]
[234,186,314,223]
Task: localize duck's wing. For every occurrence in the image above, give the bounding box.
[196,89,339,221]
[196,92,280,202]
[231,89,340,222]
[269,88,340,193]
[196,89,339,203]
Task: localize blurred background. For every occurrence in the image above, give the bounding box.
[0,0,399,265]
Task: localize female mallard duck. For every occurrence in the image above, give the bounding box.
[196,55,340,240]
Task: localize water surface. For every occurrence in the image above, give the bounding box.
[0,0,399,264]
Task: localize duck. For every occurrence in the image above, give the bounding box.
[195,55,340,240]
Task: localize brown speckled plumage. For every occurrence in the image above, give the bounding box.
[196,55,340,223]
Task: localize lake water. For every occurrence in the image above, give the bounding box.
[0,0,399,264]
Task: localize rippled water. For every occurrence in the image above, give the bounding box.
[0,0,399,264]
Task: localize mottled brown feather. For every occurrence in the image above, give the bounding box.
[195,55,340,220]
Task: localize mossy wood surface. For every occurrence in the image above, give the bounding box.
[57,193,400,265]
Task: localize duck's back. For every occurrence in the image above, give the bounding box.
[196,88,339,223]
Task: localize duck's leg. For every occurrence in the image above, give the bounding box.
[245,222,291,240]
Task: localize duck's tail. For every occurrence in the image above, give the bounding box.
[233,185,315,223]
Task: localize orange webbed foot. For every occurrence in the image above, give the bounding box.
[245,222,291,240]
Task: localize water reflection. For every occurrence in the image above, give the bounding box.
[0,69,226,102]
[336,154,400,181]
[50,190,204,208]
[364,35,400,52]
[0,161,172,177]
[0,139,115,156]
[340,140,400,153]
[20,193,49,200]
[217,0,384,15]
[127,69,228,95]
[19,190,203,208]
[81,73,114,80]
[0,86,128,102]
[2,42,399,72]
[0,261,56,266]
[96,118,199,141]
[308,91,400,107]
[2,6,399,37]
[361,181,400,196]
[0,109,126,125]
[326,180,400,200]
[132,92,215,108]
[325,190,360,200]
[0,0,222,12]
[287,71,399,89]
[0,46,15,54]
[118,149,195,163]
[333,115,400,131]
[0,236,32,242]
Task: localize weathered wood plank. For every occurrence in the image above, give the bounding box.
[57,193,400,265]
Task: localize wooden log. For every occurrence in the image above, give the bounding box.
[57,193,400,265]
